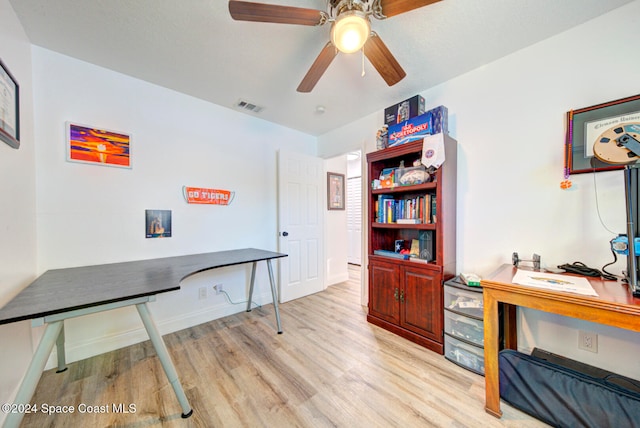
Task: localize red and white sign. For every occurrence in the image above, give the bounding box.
[183,186,235,205]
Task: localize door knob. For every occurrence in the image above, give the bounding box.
[281,231,289,237]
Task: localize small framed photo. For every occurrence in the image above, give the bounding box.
[0,59,20,149]
[327,172,345,210]
[145,209,172,238]
[566,94,640,175]
[67,122,131,168]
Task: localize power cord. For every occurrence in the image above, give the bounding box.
[601,248,619,281]
[557,261,618,281]
[218,289,261,310]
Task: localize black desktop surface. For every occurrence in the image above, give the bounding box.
[0,248,287,325]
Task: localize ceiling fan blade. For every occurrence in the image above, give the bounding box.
[229,1,326,26]
[297,42,338,93]
[363,33,406,87]
[379,0,442,18]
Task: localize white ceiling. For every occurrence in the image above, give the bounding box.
[8,0,633,136]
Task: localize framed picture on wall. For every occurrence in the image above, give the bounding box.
[66,122,132,168]
[145,209,172,238]
[0,59,20,149]
[327,172,345,210]
[566,94,640,175]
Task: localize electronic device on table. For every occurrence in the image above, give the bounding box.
[593,122,640,297]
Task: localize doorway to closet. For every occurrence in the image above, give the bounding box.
[346,151,362,267]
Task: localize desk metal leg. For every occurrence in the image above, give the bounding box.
[266,259,283,334]
[246,261,257,312]
[3,321,63,428]
[135,303,193,419]
[55,323,68,373]
[483,291,502,418]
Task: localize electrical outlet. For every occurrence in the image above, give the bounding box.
[214,283,223,295]
[198,287,207,300]
[578,330,598,353]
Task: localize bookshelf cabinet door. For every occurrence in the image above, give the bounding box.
[401,266,442,342]
[369,260,400,324]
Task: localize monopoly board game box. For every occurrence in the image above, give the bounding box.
[387,105,449,147]
[384,95,425,126]
[388,111,432,147]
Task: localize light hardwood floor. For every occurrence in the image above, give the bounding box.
[22,266,547,427]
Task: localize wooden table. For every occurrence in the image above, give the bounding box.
[0,248,287,428]
[481,264,640,418]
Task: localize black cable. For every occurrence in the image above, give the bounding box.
[557,261,617,281]
[601,248,619,280]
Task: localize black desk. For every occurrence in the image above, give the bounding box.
[0,248,287,428]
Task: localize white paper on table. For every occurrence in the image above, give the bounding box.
[512,269,598,296]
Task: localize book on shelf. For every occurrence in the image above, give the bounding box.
[376,195,393,223]
[376,194,435,224]
[374,249,410,260]
[409,256,432,263]
[431,196,437,223]
[397,218,421,224]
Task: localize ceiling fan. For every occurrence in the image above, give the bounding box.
[228,0,442,92]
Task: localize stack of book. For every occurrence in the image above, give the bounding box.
[375,194,436,224]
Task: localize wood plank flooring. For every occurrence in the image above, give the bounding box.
[22,266,547,427]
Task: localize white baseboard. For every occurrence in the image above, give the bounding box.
[326,272,350,286]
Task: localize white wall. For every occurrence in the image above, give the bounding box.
[347,154,362,179]
[31,47,317,367]
[318,1,640,379]
[324,155,349,285]
[0,0,37,422]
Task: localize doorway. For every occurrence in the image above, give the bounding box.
[346,151,362,266]
[324,149,366,304]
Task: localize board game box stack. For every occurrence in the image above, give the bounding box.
[384,95,425,126]
[377,94,449,149]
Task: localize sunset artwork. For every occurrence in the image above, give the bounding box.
[67,123,131,168]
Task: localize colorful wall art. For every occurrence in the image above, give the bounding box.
[67,122,131,168]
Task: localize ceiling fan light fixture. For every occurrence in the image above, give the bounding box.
[331,11,370,54]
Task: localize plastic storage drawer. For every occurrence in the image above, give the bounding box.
[444,334,485,375]
[444,284,483,318]
[444,310,484,346]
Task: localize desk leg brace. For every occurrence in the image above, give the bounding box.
[246,260,283,334]
[135,303,193,419]
[267,259,283,334]
[55,323,68,373]
[246,262,257,313]
[3,321,64,428]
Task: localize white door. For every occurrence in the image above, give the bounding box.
[277,150,324,303]
[347,176,362,265]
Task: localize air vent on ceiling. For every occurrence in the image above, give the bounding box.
[235,99,264,114]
